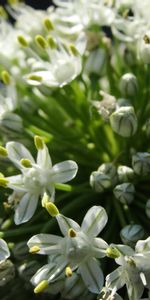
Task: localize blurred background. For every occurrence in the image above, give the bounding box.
[0,0,54,9]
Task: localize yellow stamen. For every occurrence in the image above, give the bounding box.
[45,202,59,217]
[0,146,8,157]
[20,158,32,168]
[29,246,41,254]
[34,135,44,150]
[34,280,49,294]
[68,228,77,238]
[1,71,11,85]
[17,35,29,47]
[47,35,57,49]
[35,35,48,49]
[0,178,9,188]
[69,44,79,56]
[28,75,42,82]
[65,266,73,277]
[43,18,54,31]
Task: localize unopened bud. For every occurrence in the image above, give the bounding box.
[119,73,138,97]
[110,106,138,137]
[120,224,145,247]
[90,171,111,193]
[132,152,150,176]
[113,183,135,204]
[117,165,134,182]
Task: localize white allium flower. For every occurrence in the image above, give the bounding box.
[5,137,78,224]
[0,239,10,261]
[28,205,108,294]
[106,244,144,300]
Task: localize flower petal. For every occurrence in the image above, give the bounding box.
[36,145,52,169]
[92,237,108,258]
[14,193,38,225]
[27,234,63,255]
[56,214,80,236]
[79,257,104,294]
[31,263,58,285]
[6,141,35,168]
[7,175,27,192]
[106,266,125,291]
[51,160,78,183]
[81,206,108,237]
[0,239,10,261]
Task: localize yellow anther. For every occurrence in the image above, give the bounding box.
[65,266,73,277]
[8,0,19,5]
[29,246,41,254]
[41,192,49,208]
[1,71,11,85]
[0,146,8,157]
[0,178,9,188]
[34,135,44,150]
[144,34,150,44]
[47,35,57,49]
[0,6,8,18]
[17,35,29,47]
[106,247,121,259]
[34,280,49,294]
[43,18,54,31]
[28,75,42,82]
[35,35,48,49]
[45,202,59,217]
[68,228,77,238]
[20,158,32,168]
[69,44,79,56]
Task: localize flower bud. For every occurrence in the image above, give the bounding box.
[120,224,145,247]
[145,199,150,218]
[132,152,150,176]
[0,260,15,287]
[0,113,23,133]
[119,73,138,97]
[139,33,150,64]
[113,183,135,204]
[98,163,118,186]
[90,171,111,193]
[110,106,138,137]
[84,48,106,75]
[117,165,134,182]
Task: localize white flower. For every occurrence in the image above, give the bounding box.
[5,137,78,224]
[0,239,10,261]
[28,205,108,294]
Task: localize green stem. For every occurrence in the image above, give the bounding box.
[113,198,127,227]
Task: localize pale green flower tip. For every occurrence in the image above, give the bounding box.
[119,73,138,97]
[0,146,8,157]
[20,158,32,168]
[29,246,41,254]
[17,35,29,47]
[90,171,111,193]
[34,280,49,294]
[47,35,57,49]
[28,74,42,82]
[65,266,73,277]
[1,71,11,85]
[106,246,121,259]
[1,218,12,230]
[120,224,145,247]
[43,18,54,31]
[69,44,79,56]
[0,177,9,188]
[68,228,77,238]
[45,202,59,217]
[34,135,44,150]
[110,106,138,137]
[117,165,134,183]
[35,35,48,49]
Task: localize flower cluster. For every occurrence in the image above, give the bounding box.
[0,0,150,299]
